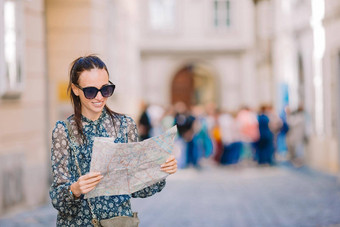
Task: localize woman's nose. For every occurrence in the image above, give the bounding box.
[95,90,104,99]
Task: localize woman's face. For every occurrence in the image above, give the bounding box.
[72,68,110,120]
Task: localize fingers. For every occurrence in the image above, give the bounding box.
[161,156,177,174]
[81,186,97,194]
[165,155,175,163]
[161,155,177,168]
[81,178,102,190]
[161,165,177,174]
[161,159,177,167]
[79,175,103,187]
[80,174,103,185]
[79,172,102,181]
[77,172,103,194]
[164,169,177,174]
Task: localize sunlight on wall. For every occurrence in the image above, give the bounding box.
[4,1,17,87]
[311,0,325,136]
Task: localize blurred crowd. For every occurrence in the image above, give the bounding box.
[137,101,309,169]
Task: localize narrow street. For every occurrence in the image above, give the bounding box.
[1,162,340,227]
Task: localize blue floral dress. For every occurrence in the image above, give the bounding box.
[49,109,166,227]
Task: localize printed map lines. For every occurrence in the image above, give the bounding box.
[85,126,177,198]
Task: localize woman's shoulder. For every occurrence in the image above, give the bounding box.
[52,115,75,133]
[51,121,68,141]
[53,120,66,130]
[122,114,137,126]
[110,112,136,125]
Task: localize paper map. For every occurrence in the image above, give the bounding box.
[85,126,177,198]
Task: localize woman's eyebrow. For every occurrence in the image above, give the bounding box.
[100,82,110,88]
[80,82,109,88]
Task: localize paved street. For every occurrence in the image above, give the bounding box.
[1,162,340,227]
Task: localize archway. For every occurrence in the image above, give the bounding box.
[171,63,217,107]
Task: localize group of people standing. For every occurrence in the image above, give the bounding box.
[138,102,308,169]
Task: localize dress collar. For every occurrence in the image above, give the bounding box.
[81,109,108,125]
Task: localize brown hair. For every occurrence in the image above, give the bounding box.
[67,55,119,142]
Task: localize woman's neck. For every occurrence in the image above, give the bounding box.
[81,109,102,121]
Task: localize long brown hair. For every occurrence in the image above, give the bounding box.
[67,55,119,142]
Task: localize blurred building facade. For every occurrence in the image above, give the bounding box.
[254,0,340,173]
[0,0,47,215]
[139,0,257,111]
[0,0,340,216]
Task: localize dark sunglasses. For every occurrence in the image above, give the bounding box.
[74,81,115,99]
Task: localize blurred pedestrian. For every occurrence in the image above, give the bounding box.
[138,101,152,141]
[49,55,177,226]
[204,103,223,163]
[236,106,260,161]
[255,105,275,165]
[192,105,213,159]
[160,105,175,132]
[286,105,306,167]
[219,111,243,165]
[174,109,199,168]
[146,104,165,137]
[276,106,290,161]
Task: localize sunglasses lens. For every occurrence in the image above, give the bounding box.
[101,85,115,97]
[83,87,98,99]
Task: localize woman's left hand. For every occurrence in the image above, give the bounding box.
[161,155,177,174]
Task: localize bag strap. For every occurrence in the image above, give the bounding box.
[65,121,101,227]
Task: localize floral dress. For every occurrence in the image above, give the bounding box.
[49,109,166,227]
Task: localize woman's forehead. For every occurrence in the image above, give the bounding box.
[78,68,109,86]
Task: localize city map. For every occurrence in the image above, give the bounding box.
[85,126,177,198]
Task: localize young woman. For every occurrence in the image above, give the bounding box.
[49,55,177,226]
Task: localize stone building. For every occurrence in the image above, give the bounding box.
[0,0,47,215]
[0,0,339,216]
[138,0,257,111]
[254,0,340,174]
[322,0,340,174]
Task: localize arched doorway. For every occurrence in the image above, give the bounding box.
[171,63,217,107]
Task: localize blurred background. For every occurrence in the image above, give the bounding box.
[1,0,340,226]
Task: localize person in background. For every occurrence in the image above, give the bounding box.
[219,111,243,166]
[236,106,260,162]
[255,105,275,165]
[173,102,205,169]
[286,105,307,167]
[146,104,165,137]
[276,106,290,161]
[192,105,213,160]
[266,105,283,161]
[160,105,175,132]
[138,101,152,141]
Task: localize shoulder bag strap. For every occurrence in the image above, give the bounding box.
[65,121,101,227]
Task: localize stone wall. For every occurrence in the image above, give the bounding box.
[0,0,47,215]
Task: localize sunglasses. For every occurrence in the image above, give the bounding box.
[74,81,115,99]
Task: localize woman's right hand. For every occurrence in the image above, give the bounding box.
[70,172,103,198]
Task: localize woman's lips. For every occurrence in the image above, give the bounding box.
[92,101,104,107]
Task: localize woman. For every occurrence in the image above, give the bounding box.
[49,55,177,226]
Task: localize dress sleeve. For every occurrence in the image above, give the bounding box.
[125,116,167,198]
[49,121,82,216]
[131,180,166,198]
[125,116,139,143]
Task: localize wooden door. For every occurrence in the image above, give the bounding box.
[171,66,194,107]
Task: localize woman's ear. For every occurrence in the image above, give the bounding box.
[71,84,79,96]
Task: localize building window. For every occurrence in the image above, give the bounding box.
[148,0,176,32]
[1,0,23,99]
[213,0,231,28]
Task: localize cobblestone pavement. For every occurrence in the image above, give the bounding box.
[1,162,340,227]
